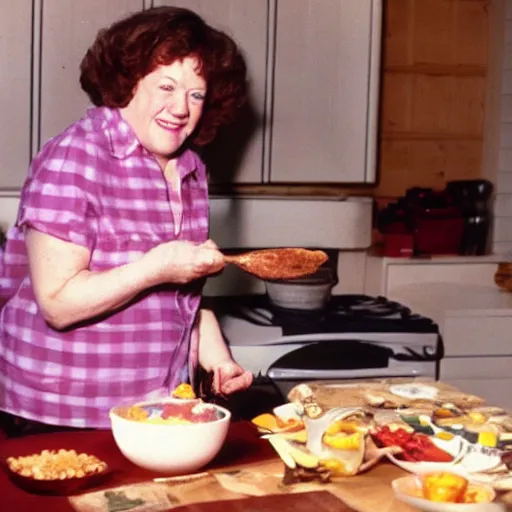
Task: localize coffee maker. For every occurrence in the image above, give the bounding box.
[446,179,494,256]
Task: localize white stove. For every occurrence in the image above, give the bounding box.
[205,294,442,395]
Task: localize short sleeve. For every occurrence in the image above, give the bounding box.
[18,134,98,251]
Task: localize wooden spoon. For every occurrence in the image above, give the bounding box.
[224,248,328,280]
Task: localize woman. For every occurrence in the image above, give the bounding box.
[0,6,252,432]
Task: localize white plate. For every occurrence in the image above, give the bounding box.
[463,472,512,492]
[459,445,503,474]
[392,475,500,512]
[273,403,302,422]
[389,383,439,400]
[387,435,506,480]
[387,434,466,474]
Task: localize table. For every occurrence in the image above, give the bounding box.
[0,421,418,511]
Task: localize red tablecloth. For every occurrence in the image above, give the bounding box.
[0,421,274,512]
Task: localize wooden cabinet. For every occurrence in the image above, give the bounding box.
[0,2,33,189]
[270,0,382,183]
[38,0,143,148]
[153,0,268,184]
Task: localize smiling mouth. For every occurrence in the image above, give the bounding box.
[156,119,185,132]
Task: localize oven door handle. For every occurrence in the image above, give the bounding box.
[268,367,424,380]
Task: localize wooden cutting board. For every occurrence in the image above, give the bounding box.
[307,378,485,411]
[171,491,356,511]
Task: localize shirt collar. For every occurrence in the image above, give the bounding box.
[88,106,140,159]
[92,107,199,178]
[176,148,200,180]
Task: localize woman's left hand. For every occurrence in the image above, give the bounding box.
[212,360,253,395]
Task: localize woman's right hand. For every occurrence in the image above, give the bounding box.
[143,239,225,285]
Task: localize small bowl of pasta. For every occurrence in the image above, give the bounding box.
[4,449,111,495]
[109,392,231,474]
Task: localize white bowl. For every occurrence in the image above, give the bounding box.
[264,267,336,310]
[109,400,231,474]
[392,475,500,512]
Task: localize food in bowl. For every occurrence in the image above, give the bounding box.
[393,472,496,509]
[113,401,221,425]
[6,449,107,481]
[423,472,468,502]
[109,399,231,473]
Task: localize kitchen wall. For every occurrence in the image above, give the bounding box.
[376,0,488,201]
[372,0,512,258]
[213,0,492,206]
[0,194,19,232]
[491,0,512,254]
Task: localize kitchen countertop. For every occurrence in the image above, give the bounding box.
[390,282,512,326]
[368,254,505,265]
[0,421,420,512]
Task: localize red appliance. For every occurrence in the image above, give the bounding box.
[412,206,464,255]
[378,187,465,256]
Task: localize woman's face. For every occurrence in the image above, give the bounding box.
[121,57,207,168]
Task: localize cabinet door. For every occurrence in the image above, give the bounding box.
[441,357,512,410]
[443,378,512,410]
[153,0,267,183]
[270,0,381,183]
[39,0,144,148]
[0,3,33,189]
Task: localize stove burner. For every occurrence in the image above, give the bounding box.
[203,294,439,335]
[270,295,414,322]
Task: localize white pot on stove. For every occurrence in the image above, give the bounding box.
[264,267,337,311]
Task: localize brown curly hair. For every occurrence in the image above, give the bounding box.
[79,6,247,146]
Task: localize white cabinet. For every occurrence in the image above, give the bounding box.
[441,358,512,410]
[0,2,33,189]
[153,0,268,184]
[366,257,512,410]
[154,0,382,184]
[38,0,143,148]
[440,313,512,410]
[364,255,502,298]
[270,0,382,183]
[0,0,382,190]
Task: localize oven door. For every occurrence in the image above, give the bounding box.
[266,339,437,395]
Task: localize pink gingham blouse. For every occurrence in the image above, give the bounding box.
[0,107,209,428]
